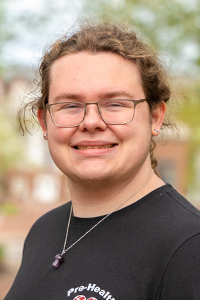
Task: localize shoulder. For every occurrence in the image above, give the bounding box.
[29,201,71,231]
[23,202,71,249]
[164,186,200,228]
[140,185,200,254]
[147,186,200,299]
[157,233,200,299]
[148,184,200,230]
[166,186,200,217]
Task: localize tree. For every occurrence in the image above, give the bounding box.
[0,107,25,200]
[0,0,14,72]
[83,0,200,73]
[1,0,200,73]
[0,0,83,73]
[0,109,23,173]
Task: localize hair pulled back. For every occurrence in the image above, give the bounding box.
[19,18,171,173]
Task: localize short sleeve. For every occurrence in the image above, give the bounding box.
[157,234,200,300]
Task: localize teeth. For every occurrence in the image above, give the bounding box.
[75,144,114,150]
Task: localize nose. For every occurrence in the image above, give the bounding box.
[79,103,107,132]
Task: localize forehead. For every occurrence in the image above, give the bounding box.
[49,51,144,100]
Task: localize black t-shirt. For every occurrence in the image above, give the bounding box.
[4,184,200,299]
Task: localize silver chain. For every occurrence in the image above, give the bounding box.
[61,170,154,256]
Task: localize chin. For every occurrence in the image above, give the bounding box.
[66,169,115,185]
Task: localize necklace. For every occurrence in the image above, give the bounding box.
[52,171,154,268]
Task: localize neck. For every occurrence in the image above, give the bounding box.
[67,168,165,218]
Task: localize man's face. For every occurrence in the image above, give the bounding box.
[40,51,156,185]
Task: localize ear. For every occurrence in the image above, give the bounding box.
[151,101,166,136]
[37,109,47,137]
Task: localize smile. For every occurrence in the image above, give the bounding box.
[74,144,116,150]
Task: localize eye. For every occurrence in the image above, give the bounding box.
[59,102,83,110]
[102,100,128,109]
[109,102,123,107]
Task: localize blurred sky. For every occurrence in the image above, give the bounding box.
[2,0,200,75]
[2,0,83,68]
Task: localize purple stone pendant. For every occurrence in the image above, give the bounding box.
[52,254,64,268]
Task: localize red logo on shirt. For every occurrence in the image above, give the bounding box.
[73,297,97,300]
[73,296,86,300]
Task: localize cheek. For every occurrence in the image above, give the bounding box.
[111,119,151,143]
[47,128,77,163]
[133,109,152,137]
[113,119,152,156]
[46,115,76,144]
[46,127,76,166]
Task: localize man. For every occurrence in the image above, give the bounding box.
[5,19,200,300]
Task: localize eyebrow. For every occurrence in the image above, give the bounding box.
[52,90,136,103]
[99,91,136,99]
[52,93,81,103]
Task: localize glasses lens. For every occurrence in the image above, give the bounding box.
[99,100,135,124]
[50,102,85,127]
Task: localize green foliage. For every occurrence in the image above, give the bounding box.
[83,0,200,70]
[176,81,200,134]
[0,203,18,215]
[175,80,200,186]
[0,0,15,69]
[0,0,200,73]
[0,109,24,173]
[0,244,4,262]
[0,0,84,73]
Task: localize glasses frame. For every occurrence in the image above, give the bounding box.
[45,99,146,128]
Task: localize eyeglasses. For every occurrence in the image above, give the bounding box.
[46,99,146,128]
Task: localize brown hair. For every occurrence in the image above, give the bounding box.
[19,18,172,174]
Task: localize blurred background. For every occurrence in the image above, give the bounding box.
[0,0,200,297]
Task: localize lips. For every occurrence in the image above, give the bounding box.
[73,144,116,150]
